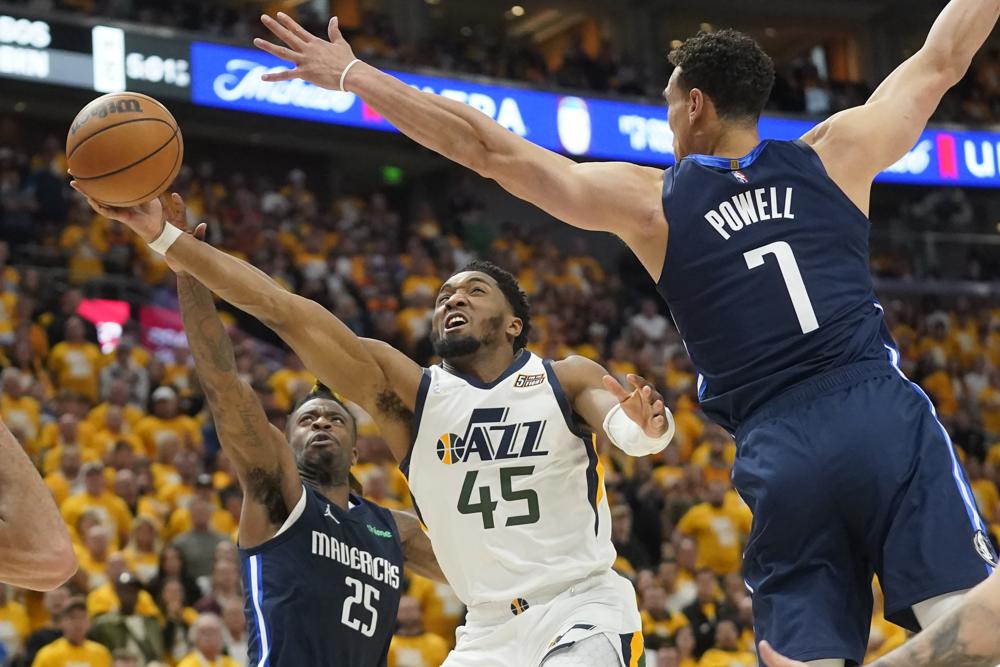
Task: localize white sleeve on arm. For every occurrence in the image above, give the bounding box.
[602,403,675,456]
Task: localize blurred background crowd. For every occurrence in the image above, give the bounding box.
[1,0,1000,666]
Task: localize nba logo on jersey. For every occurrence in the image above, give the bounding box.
[733,170,749,184]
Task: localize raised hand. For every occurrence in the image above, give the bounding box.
[254,13,360,90]
[70,180,167,243]
[601,373,669,439]
[759,641,807,667]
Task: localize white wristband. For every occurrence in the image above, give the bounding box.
[602,402,675,457]
[147,223,183,255]
[340,58,361,92]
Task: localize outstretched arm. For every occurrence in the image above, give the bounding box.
[760,571,1000,667]
[0,419,77,590]
[73,190,420,461]
[177,271,300,548]
[391,510,446,584]
[803,0,1000,213]
[254,14,667,277]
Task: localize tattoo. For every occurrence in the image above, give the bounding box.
[245,467,290,526]
[376,389,412,423]
[875,601,1000,667]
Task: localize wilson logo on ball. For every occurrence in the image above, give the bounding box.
[69,99,144,135]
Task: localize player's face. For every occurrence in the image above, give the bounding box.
[288,398,357,488]
[431,272,520,360]
[665,67,693,160]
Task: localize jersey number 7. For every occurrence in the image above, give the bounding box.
[744,241,819,334]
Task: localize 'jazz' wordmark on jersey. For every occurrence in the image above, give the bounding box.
[436,407,549,465]
[705,186,796,241]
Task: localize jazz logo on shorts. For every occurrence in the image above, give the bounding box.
[436,407,549,465]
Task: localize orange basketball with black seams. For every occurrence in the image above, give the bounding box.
[66,92,183,207]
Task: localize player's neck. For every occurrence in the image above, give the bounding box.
[307,480,351,509]
[442,347,518,384]
[700,124,761,159]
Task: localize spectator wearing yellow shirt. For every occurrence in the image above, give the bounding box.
[697,620,755,667]
[639,585,688,642]
[690,426,736,469]
[0,287,17,347]
[31,598,112,667]
[388,596,449,667]
[966,457,999,517]
[86,380,145,431]
[88,407,144,457]
[979,371,1000,437]
[122,517,161,586]
[165,475,236,543]
[61,463,132,548]
[267,352,314,412]
[676,482,752,576]
[404,574,463,649]
[48,317,101,403]
[85,554,161,620]
[0,584,29,660]
[176,613,239,667]
[45,445,84,508]
[0,368,40,447]
[39,412,97,475]
[920,359,960,418]
[134,387,203,457]
[606,339,638,385]
[157,450,201,514]
[400,255,442,299]
[74,524,115,591]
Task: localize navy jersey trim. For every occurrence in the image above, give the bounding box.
[438,349,531,389]
[239,487,312,557]
[399,369,432,479]
[685,140,769,170]
[542,359,600,535]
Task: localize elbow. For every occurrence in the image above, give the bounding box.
[33,545,78,591]
[920,45,971,87]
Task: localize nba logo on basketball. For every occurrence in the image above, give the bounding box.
[733,170,749,184]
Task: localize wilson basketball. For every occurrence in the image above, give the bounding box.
[66,92,183,207]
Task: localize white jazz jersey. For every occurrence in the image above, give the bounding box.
[401,353,615,606]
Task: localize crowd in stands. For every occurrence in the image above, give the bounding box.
[5,0,999,124]
[1,104,999,667]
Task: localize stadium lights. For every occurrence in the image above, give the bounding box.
[511,5,525,17]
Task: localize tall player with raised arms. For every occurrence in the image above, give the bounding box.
[247,1,1000,665]
[71,191,675,667]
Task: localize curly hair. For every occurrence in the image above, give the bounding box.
[459,260,531,352]
[668,29,775,122]
[289,382,357,440]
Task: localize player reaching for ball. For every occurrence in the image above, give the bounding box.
[251,2,999,665]
[72,188,674,667]
[171,217,443,666]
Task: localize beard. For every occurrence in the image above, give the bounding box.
[431,315,503,360]
[296,446,349,489]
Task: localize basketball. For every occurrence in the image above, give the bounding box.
[66,92,183,207]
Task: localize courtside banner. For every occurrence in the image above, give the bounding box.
[198,41,998,188]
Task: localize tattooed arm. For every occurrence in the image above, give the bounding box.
[760,572,1000,667]
[391,510,446,584]
[177,273,301,548]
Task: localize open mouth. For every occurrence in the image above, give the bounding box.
[444,312,469,333]
[308,434,338,449]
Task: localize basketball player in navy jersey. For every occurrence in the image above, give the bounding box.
[245,2,1000,665]
[173,227,443,666]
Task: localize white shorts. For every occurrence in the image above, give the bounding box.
[443,570,643,667]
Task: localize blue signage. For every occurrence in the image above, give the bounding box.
[191,41,1000,188]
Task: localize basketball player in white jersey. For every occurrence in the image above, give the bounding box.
[71,189,676,666]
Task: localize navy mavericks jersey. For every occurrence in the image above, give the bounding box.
[658,140,891,431]
[239,486,404,666]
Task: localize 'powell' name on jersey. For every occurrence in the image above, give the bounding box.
[437,407,549,465]
[705,187,796,241]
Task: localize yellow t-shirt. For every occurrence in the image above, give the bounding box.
[971,479,999,518]
[387,632,450,667]
[697,648,756,667]
[689,442,737,468]
[676,502,752,575]
[61,490,132,547]
[48,341,102,402]
[0,394,41,447]
[268,369,315,412]
[32,637,112,667]
[134,415,203,457]
[176,652,240,667]
[157,482,196,514]
[639,609,688,639]
[86,402,145,430]
[0,600,29,652]
[405,574,463,648]
[920,370,957,418]
[165,507,237,543]
[979,385,1000,436]
[85,582,162,619]
[0,291,17,339]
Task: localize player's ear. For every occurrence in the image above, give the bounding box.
[507,316,523,340]
[688,87,705,123]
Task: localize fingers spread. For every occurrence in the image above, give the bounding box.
[253,38,299,63]
[276,12,314,43]
[260,14,304,49]
[260,68,300,82]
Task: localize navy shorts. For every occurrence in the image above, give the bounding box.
[733,359,997,665]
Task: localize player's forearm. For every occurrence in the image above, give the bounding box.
[177,273,241,397]
[346,63,525,178]
[922,0,999,78]
[871,575,1000,667]
[0,419,77,590]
